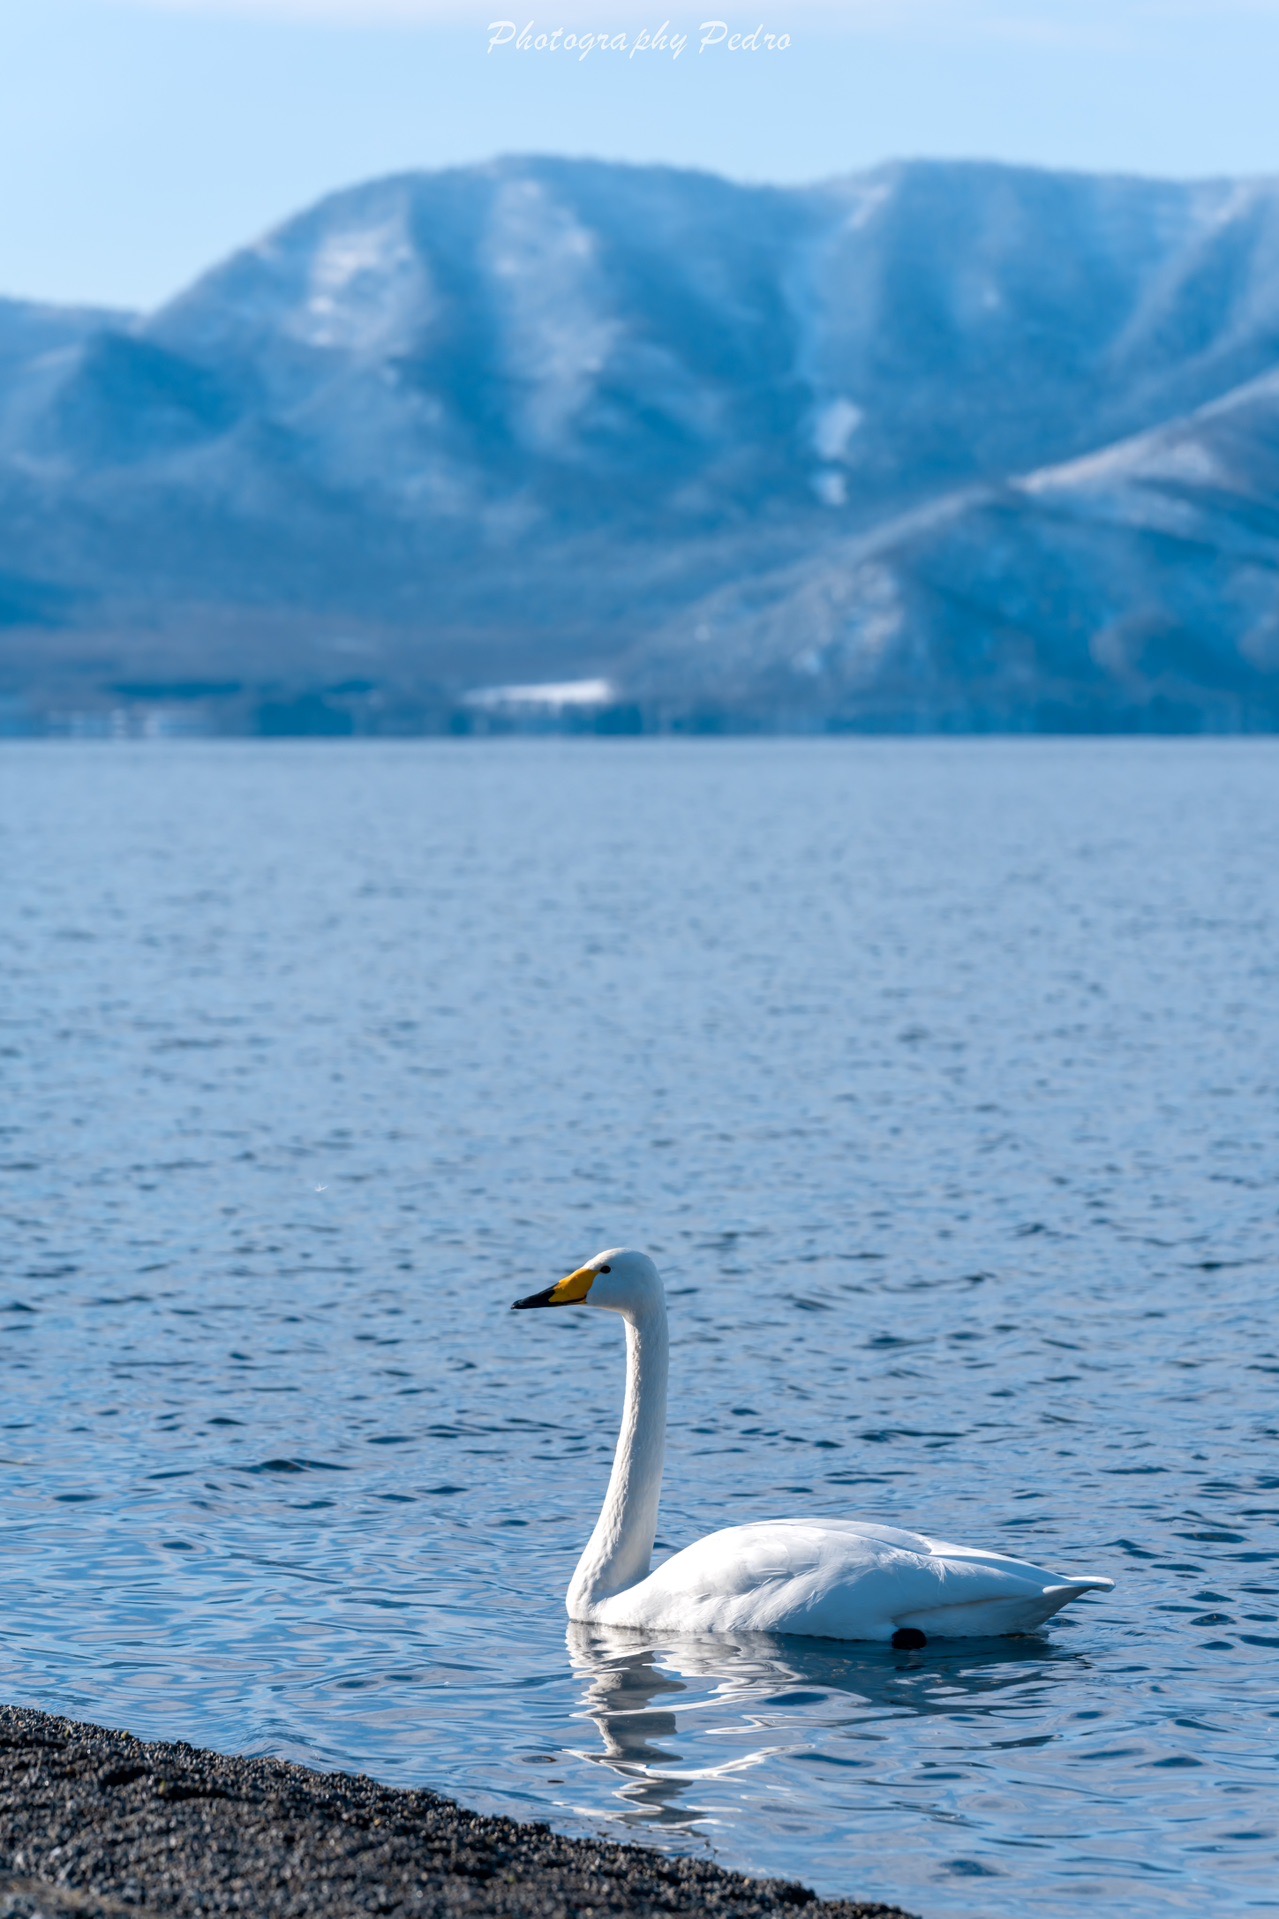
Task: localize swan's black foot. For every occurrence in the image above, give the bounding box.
[892,1627,928,1650]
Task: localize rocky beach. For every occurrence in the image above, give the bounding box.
[0,1707,913,1919]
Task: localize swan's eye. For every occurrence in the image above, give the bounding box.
[599,1264,611,1274]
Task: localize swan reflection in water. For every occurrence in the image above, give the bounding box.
[566,1621,1087,1837]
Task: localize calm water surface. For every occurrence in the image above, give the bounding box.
[1,740,1277,1918]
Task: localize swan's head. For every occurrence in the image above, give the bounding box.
[512,1247,662,1317]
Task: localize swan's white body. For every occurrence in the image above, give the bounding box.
[514,1250,1113,1643]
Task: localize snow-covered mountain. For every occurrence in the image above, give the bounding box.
[632,363,1279,729]
[3,155,1279,730]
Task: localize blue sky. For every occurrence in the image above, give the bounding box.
[5,0,1279,309]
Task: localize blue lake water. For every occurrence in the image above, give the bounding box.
[1,739,1277,1918]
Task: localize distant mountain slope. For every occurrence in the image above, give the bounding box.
[0,296,129,411]
[630,365,1279,729]
[2,155,1279,730]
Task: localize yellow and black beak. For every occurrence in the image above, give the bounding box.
[512,1265,597,1310]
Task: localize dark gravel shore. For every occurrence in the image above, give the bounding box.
[0,1707,914,1919]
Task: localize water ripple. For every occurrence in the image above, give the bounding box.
[1,739,1277,1918]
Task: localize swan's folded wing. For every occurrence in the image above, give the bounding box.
[608,1521,951,1636]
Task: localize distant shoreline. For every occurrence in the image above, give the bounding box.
[0,1704,913,1919]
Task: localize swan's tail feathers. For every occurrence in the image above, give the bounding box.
[897,1575,1114,1639]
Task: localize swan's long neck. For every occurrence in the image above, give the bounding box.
[567,1297,668,1617]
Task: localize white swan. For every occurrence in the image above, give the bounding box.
[514,1248,1114,1645]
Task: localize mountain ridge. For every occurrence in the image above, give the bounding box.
[2,153,1278,732]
